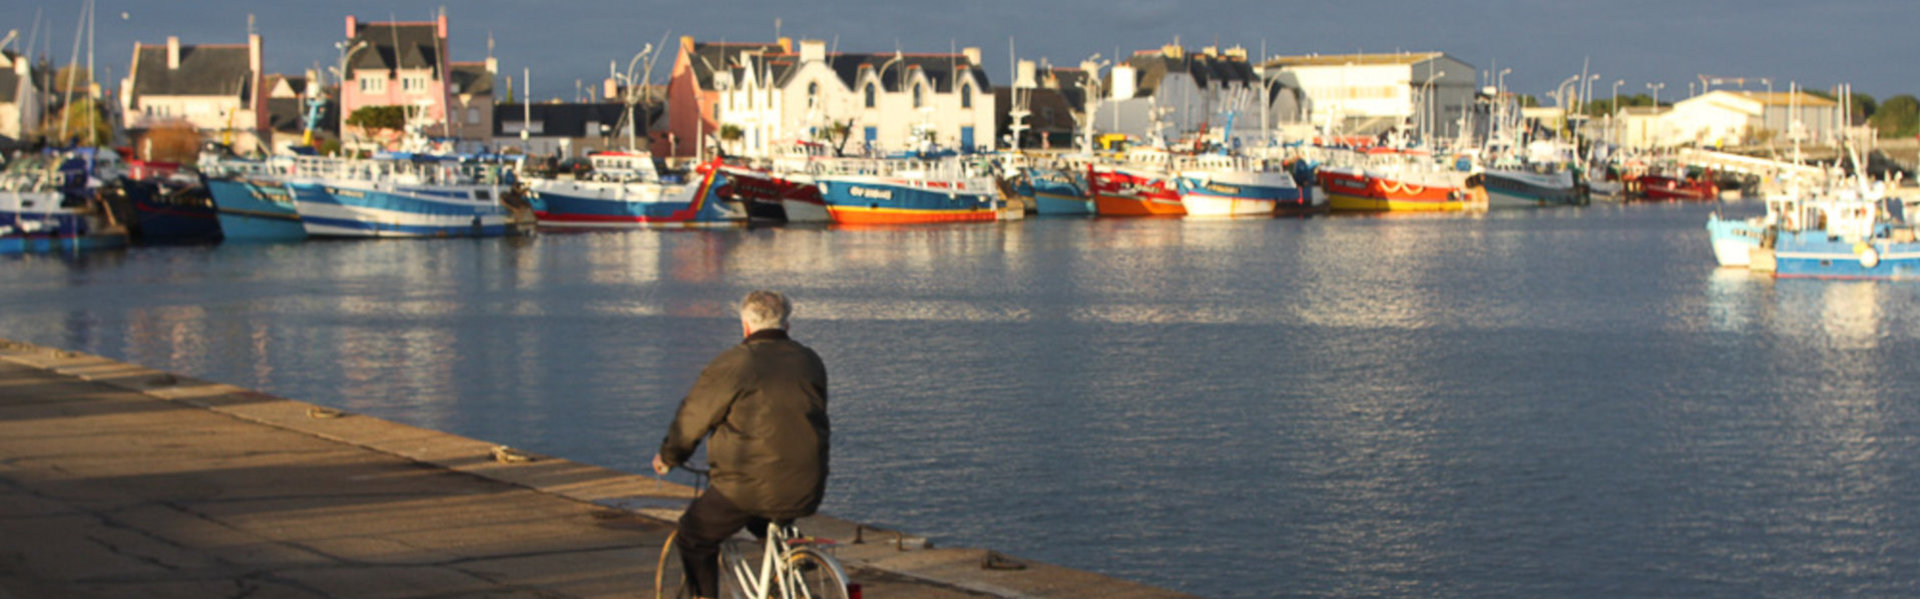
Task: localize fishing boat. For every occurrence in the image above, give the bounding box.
[1,153,130,255]
[1318,147,1484,212]
[1174,154,1307,217]
[1769,184,1918,279]
[1024,166,1092,215]
[289,153,519,238]
[116,160,222,243]
[1481,163,1585,207]
[200,153,306,242]
[813,157,1000,225]
[524,153,744,228]
[1628,166,1719,201]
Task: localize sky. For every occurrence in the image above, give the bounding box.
[12,0,1917,105]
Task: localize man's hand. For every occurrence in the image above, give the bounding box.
[652,453,670,476]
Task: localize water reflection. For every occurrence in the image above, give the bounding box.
[6,204,1920,599]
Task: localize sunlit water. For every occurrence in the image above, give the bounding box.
[5,202,1919,599]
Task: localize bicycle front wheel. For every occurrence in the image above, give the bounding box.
[783,547,853,599]
[655,531,694,599]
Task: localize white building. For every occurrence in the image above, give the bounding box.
[119,34,270,153]
[0,49,47,149]
[1662,90,1841,148]
[711,40,995,157]
[1090,45,1264,146]
[1262,52,1475,141]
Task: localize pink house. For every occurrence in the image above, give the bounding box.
[339,13,470,149]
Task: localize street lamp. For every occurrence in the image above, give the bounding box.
[1077,53,1107,154]
[333,40,368,149]
[611,43,657,151]
[1646,82,1664,107]
[1611,79,1624,113]
[1421,70,1447,144]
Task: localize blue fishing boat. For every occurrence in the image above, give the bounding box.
[1023,167,1091,215]
[201,154,305,242]
[1768,185,1919,279]
[524,153,745,228]
[289,153,519,238]
[814,158,1000,225]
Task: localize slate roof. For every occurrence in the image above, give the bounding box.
[1120,50,1255,98]
[448,62,493,95]
[346,22,442,78]
[266,97,338,133]
[731,51,991,93]
[129,44,253,100]
[685,42,786,90]
[494,102,663,137]
[0,51,36,104]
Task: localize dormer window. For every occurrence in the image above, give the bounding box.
[808,82,819,109]
[912,84,924,108]
[864,83,876,108]
[960,83,972,109]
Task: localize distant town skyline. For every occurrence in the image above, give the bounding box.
[14,0,1916,105]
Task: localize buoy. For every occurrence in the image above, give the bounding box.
[1860,246,1880,269]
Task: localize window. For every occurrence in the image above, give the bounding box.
[961,84,972,109]
[808,82,819,109]
[864,83,876,108]
[912,85,924,108]
[358,76,385,93]
[466,108,480,125]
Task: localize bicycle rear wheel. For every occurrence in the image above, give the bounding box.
[655,531,694,599]
[783,547,853,599]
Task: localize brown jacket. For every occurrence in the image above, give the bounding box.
[659,329,829,520]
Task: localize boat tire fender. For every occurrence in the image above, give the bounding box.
[1860,246,1880,269]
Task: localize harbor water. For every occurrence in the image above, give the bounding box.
[3,202,1918,598]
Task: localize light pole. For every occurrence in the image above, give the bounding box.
[1421,70,1446,144]
[1759,77,1774,140]
[614,43,657,151]
[333,40,368,148]
[1646,82,1664,107]
[1611,79,1624,113]
[1077,54,1107,154]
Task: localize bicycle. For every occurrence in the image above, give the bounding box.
[654,465,857,599]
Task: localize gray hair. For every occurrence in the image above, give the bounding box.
[739,290,791,331]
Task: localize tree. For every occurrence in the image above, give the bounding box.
[718,123,743,155]
[817,120,853,156]
[39,96,112,147]
[345,105,408,132]
[1869,95,1918,138]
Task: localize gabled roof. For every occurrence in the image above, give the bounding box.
[685,42,786,90]
[130,44,253,99]
[0,50,40,104]
[1121,49,1255,97]
[734,51,991,94]
[494,102,662,137]
[1262,52,1446,68]
[448,62,493,96]
[346,22,442,78]
[266,74,308,98]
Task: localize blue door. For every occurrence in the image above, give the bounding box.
[960,126,975,152]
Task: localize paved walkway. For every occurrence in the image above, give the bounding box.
[0,338,1197,599]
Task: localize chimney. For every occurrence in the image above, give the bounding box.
[777,37,792,53]
[345,15,357,38]
[962,47,981,66]
[436,11,448,40]
[1015,60,1036,89]
[167,36,180,70]
[248,33,262,77]
[799,40,825,63]
[485,56,497,75]
[603,77,618,100]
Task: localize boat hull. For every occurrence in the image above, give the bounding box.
[1089,167,1184,216]
[1319,168,1477,212]
[127,180,223,243]
[207,177,306,242]
[1483,169,1585,207]
[525,168,744,229]
[1705,214,1768,268]
[816,177,998,225]
[291,181,513,238]
[1773,231,1920,279]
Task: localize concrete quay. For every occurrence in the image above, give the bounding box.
[0,338,1199,599]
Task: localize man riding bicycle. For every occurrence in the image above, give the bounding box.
[653,290,830,599]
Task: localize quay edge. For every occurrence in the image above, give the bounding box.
[0,336,1201,599]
